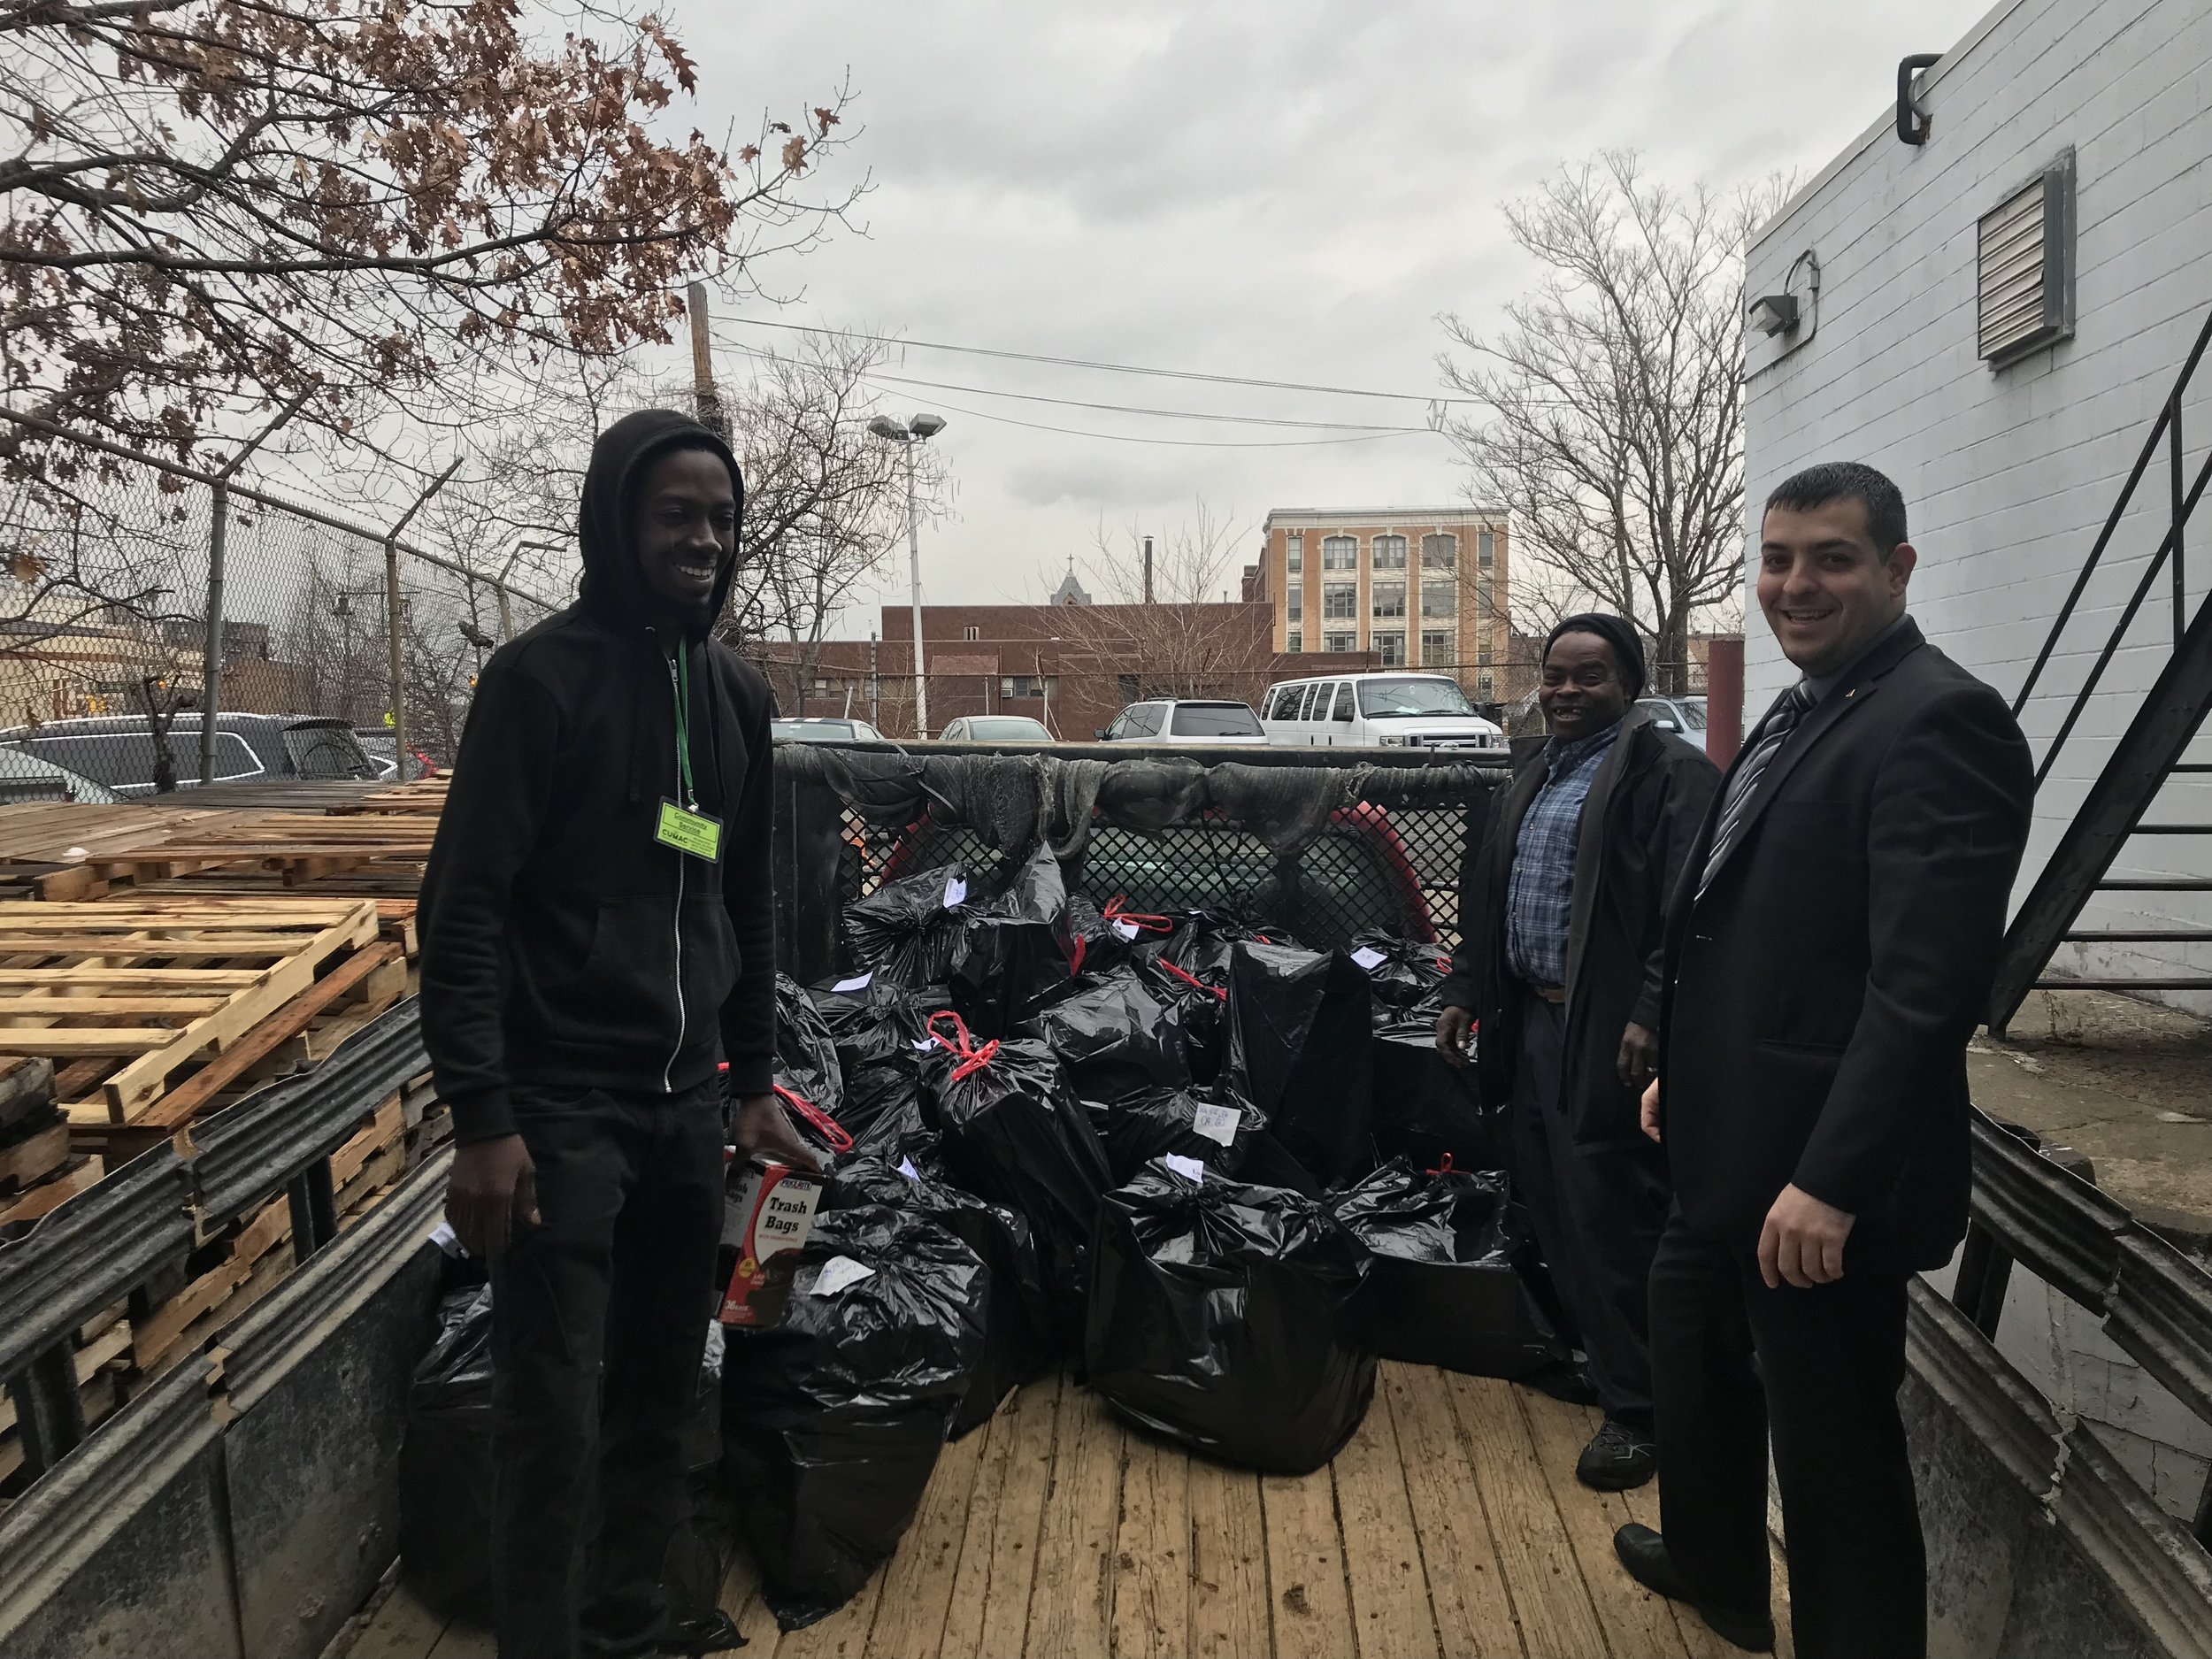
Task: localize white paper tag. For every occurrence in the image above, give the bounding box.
[913,1036,937,1051]
[1164,1154,1208,1184]
[1350,946,1387,972]
[942,875,968,909]
[803,1256,878,1297]
[897,1156,921,1182]
[1111,918,1141,941]
[832,972,873,993]
[428,1220,465,1257]
[1190,1102,1241,1148]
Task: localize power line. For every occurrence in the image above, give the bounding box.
[862,370,1433,433]
[907,395,1439,449]
[711,315,1471,404]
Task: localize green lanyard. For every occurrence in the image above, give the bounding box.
[668,647,697,811]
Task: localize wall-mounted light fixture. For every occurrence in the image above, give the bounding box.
[1748,293,1801,336]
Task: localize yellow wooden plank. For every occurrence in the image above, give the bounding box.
[0,995,232,1017]
[777,1563,885,1659]
[1380,1363,1524,1659]
[864,1409,992,1659]
[977,1371,1060,1659]
[1442,1372,1609,1659]
[1111,1422,1192,1659]
[941,1387,1020,1656]
[0,969,263,987]
[1259,1463,1356,1659]
[1517,1389,1689,1658]
[0,1029,181,1056]
[1024,1375,1124,1659]
[1187,1450,1269,1659]
[1333,1369,1443,1659]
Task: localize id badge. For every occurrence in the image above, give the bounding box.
[656,799,724,862]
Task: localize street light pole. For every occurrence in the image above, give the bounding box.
[869,412,946,738]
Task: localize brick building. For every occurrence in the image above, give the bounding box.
[1247,506,1511,699]
[751,601,1375,740]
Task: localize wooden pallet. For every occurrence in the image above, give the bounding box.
[0,1306,134,1488]
[338,778,452,817]
[74,816,439,891]
[0,898,380,1123]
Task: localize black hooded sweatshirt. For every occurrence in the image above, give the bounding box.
[419,410,777,1144]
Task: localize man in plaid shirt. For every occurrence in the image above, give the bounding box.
[1438,614,1717,1490]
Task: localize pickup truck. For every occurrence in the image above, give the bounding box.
[2,742,2208,1659]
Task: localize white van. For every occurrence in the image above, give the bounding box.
[1258,672,1507,752]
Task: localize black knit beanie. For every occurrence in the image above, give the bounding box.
[1543,613,1647,699]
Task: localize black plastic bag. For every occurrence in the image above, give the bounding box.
[1085,1083,1317,1196]
[837,1061,930,1156]
[1023,969,1190,1103]
[1332,1158,1567,1380]
[398,1285,496,1622]
[1065,892,1179,979]
[921,1014,1112,1336]
[948,844,1077,1037]
[1223,941,1376,1187]
[1085,1163,1374,1474]
[809,975,947,1076]
[1346,933,1453,1025]
[1371,1021,1497,1171]
[823,1148,1054,1437]
[775,972,845,1113]
[721,1205,988,1631]
[845,862,971,986]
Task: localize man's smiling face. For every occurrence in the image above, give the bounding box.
[634,445,736,622]
[1756,495,1916,677]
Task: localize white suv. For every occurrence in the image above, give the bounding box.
[1259,673,1506,752]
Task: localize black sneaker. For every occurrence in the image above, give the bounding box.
[1575,1417,1656,1491]
[1523,1361,1601,1409]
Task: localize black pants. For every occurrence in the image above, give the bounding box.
[489,1080,725,1659]
[1509,986,1670,1426]
[1648,1210,1924,1659]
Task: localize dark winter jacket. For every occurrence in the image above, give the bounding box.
[1441,708,1718,1148]
[419,410,778,1144]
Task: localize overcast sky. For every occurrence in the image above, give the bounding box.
[668,0,1997,631]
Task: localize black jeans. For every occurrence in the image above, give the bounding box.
[1649,1209,1923,1659]
[488,1080,724,1659]
[1509,985,1671,1427]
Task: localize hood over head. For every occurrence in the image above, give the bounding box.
[578,408,746,638]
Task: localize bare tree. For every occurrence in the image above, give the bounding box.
[1439,152,1776,693]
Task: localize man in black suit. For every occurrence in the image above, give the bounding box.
[1611,463,2033,1658]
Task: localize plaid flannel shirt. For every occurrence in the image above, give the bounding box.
[1505,721,1622,988]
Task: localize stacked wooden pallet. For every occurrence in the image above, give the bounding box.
[0,1058,100,1233]
[340,777,452,817]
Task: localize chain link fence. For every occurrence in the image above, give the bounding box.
[0,421,568,801]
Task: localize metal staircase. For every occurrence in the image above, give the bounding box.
[1987,304,2212,1034]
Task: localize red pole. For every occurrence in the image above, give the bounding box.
[1706,636,1744,769]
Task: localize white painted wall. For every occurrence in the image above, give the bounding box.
[1742,0,2212,1009]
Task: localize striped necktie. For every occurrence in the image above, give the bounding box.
[1699,681,1816,894]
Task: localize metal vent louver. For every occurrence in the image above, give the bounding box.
[1978,152,2075,365]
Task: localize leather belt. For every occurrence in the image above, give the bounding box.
[1530,984,1566,1006]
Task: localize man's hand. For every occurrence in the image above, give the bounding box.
[1616,1020,1660,1090]
[446,1134,538,1259]
[1639,1078,1662,1144]
[1433,1005,1473,1069]
[733,1092,821,1172]
[1758,1183,1856,1289]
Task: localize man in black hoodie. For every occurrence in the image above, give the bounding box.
[421,409,813,1659]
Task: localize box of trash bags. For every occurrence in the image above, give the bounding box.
[399,847,1567,1631]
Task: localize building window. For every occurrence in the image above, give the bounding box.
[1478,530,1494,568]
[963,625,980,641]
[1422,629,1455,666]
[1374,630,1405,666]
[1286,630,1302,653]
[1322,581,1357,619]
[1478,640,1494,666]
[1371,581,1405,619]
[1422,533,1457,571]
[1286,587,1302,621]
[1285,533,1302,574]
[1321,534,1357,572]
[1978,149,2076,365]
[1118,674,1141,703]
[1371,534,1407,570]
[1476,579,1494,616]
[1000,674,1056,699]
[1421,581,1456,618]
[1324,629,1357,653]
[1477,671,1494,697]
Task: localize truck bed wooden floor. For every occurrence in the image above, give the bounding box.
[350,1362,1794,1659]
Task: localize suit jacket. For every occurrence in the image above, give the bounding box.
[1656,618,2033,1268]
[1443,708,1718,1148]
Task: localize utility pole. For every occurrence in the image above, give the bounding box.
[687,282,726,439]
[200,392,309,784]
[1142,535,1155,604]
[382,460,461,781]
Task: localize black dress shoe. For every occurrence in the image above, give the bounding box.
[1612,1524,1776,1653]
[658,1609,748,1655]
[1575,1417,1656,1491]
[1522,1361,1601,1409]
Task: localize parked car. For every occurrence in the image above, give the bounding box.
[1635,695,1708,737]
[0,749,126,806]
[1258,673,1507,753]
[0,713,379,796]
[353,731,439,782]
[936,715,1053,743]
[1095,700,1266,745]
[771,717,887,744]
